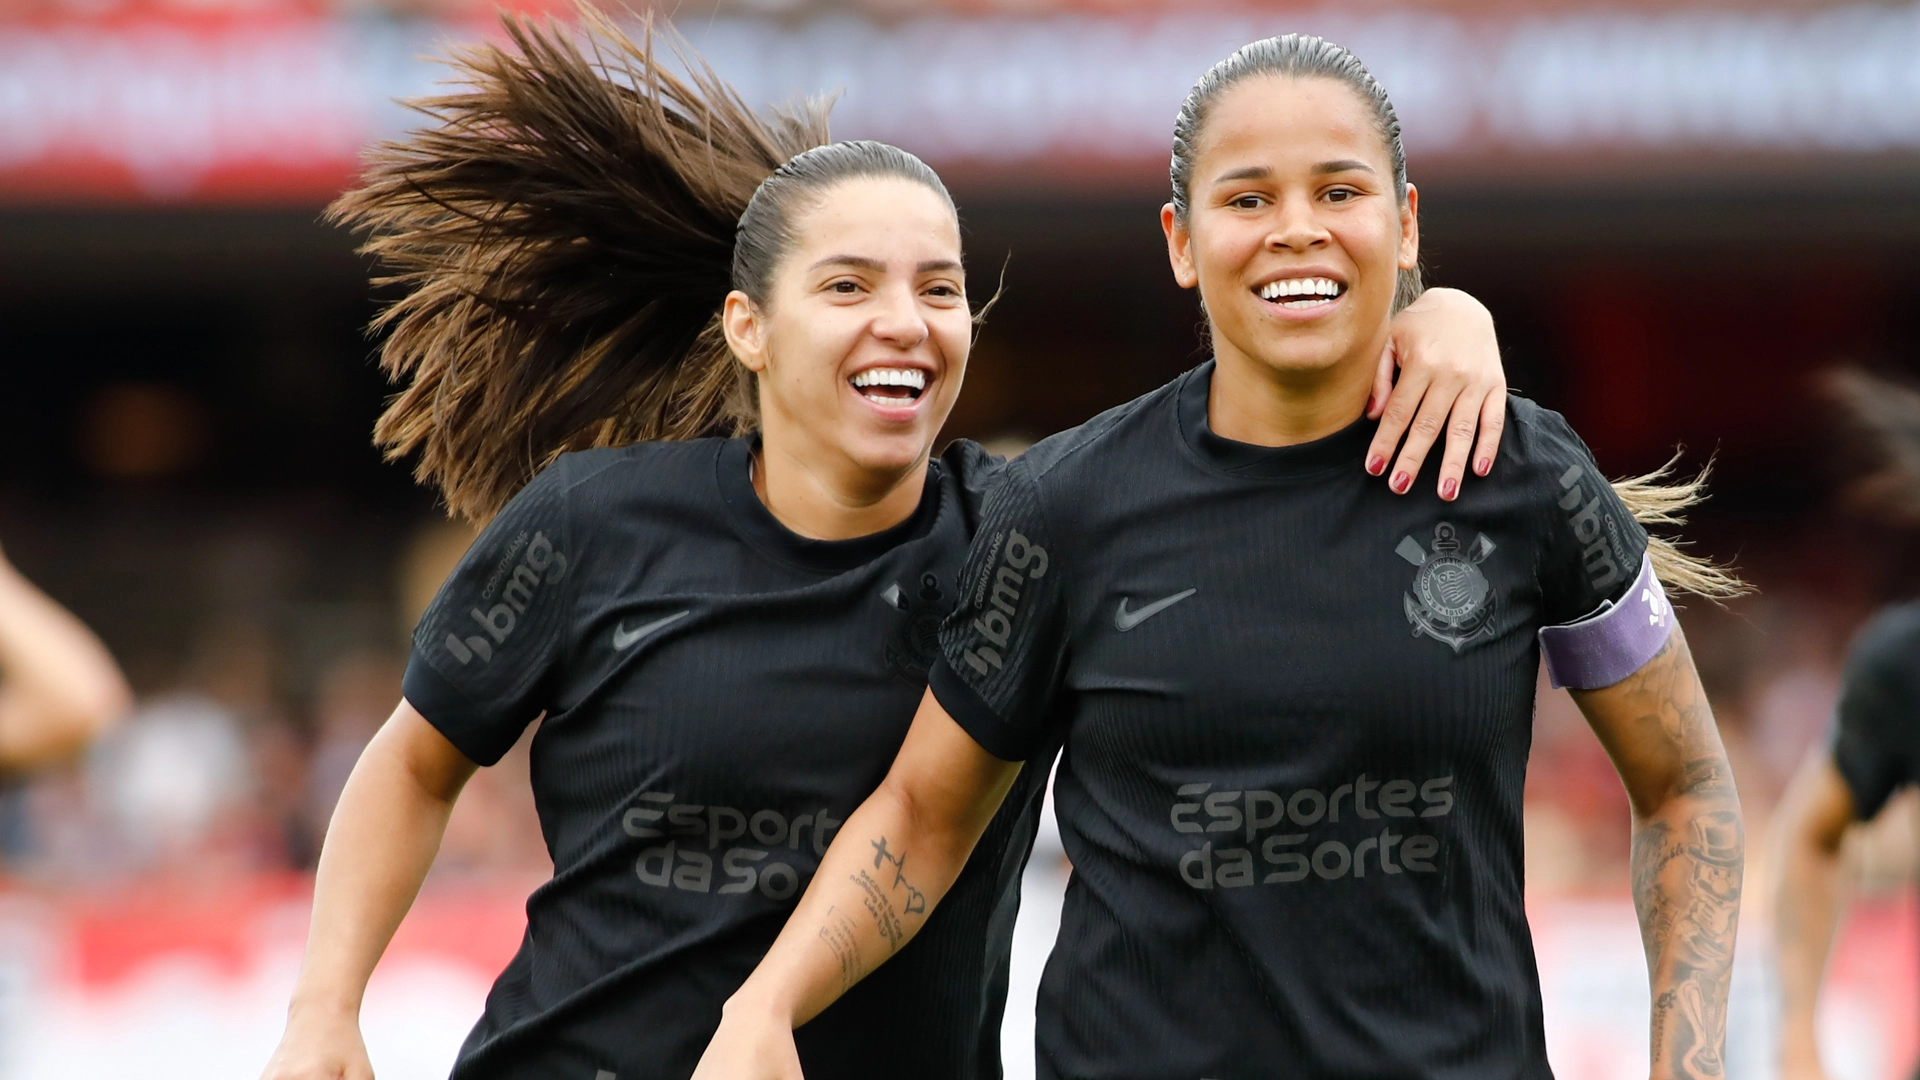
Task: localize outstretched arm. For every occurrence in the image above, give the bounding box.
[0,545,131,770]
[261,700,478,1080]
[1572,625,1744,1080]
[1770,750,1858,1080]
[693,689,1022,1080]
[1368,286,1507,501]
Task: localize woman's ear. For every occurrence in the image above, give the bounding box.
[722,290,769,374]
[1397,184,1421,272]
[1161,204,1200,290]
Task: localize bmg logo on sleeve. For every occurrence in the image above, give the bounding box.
[1170,774,1453,890]
[960,528,1049,677]
[445,530,569,665]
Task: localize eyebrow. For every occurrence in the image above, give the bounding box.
[810,255,886,273]
[809,255,964,275]
[1211,159,1379,184]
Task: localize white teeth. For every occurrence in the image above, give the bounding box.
[1258,277,1341,302]
[850,368,928,391]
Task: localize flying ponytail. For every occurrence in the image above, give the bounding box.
[332,8,953,523]
[1824,365,1920,525]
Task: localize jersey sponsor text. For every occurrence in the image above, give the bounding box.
[1170,775,1453,889]
[622,790,843,901]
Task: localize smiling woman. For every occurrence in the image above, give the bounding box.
[694,33,1745,1080]
[261,14,1521,1080]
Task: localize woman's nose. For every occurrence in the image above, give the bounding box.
[869,286,930,348]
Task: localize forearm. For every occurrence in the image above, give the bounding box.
[0,561,130,765]
[727,777,982,1027]
[1630,762,1744,1080]
[288,719,468,1020]
[1770,753,1855,1073]
[1774,832,1843,1066]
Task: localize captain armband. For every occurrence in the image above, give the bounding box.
[1538,552,1673,690]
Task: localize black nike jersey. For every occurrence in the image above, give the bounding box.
[1832,601,1920,821]
[402,438,1046,1080]
[929,362,1648,1080]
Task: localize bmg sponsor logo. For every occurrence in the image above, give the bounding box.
[1170,774,1453,889]
[623,791,842,902]
[1558,465,1626,594]
[960,528,1049,677]
[446,530,569,665]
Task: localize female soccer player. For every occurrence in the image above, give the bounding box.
[259,15,1513,1080]
[698,34,1748,1080]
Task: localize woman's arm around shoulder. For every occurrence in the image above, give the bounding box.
[1369,286,1507,501]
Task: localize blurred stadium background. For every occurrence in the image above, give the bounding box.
[1,0,1918,1076]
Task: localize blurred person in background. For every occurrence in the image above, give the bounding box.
[1774,367,1920,1080]
[0,543,129,773]
[700,35,1746,1080]
[260,12,1515,1080]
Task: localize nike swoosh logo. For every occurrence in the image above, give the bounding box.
[1114,589,1197,632]
[612,610,690,651]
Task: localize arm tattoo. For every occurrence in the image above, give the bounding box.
[810,835,936,995]
[817,905,864,993]
[1620,635,1746,1080]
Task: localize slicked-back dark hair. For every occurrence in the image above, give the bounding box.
[1169,34,1422,312]
[330,8,953,523]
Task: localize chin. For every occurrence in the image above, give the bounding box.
[844,431,935,476]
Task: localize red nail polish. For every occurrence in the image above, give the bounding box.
[1475,458,1491,476]
[1366,454,1385,475]
[1441,477,1458,500]
[1391,471,1410,493]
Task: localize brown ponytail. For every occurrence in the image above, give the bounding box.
[1824,365,1920,526]
[330,8,853,523]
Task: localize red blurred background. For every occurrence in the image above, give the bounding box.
[0,1,1916,1076]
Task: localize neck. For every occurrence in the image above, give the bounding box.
[1205,329,1384,448]
[752,425,929,542]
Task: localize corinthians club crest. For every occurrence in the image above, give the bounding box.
[1398,522,1498,653]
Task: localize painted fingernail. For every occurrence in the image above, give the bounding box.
[1441,477,1458,501]
[1391,471,1410,494]
[1366,454,1386,475]
[1475,457,1491,476]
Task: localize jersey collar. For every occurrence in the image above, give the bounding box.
[1177,360,1378,481]
[716,439,945,574]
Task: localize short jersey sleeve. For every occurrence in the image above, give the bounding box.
[929,457,1069,761]
[402,460,578,766]
[1530,413,1652,627]
[1831,609,1920,820]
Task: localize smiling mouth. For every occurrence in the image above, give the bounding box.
[1256,277,1344,308]
[850,367,928,405]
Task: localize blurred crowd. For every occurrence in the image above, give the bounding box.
[0,517,552,890]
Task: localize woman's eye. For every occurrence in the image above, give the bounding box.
[1233,195,1262,210]
[830,280,860,294]
[926,285,959,298]
[1326,189,1354,203]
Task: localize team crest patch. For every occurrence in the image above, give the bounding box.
[1398,522,1498,653]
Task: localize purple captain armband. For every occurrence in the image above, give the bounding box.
[1538,552,1673,690]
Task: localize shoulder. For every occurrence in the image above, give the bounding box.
[552,439,727,497]
[1019,368,1192,485]
[1489,394,1596,484]
[1847,602,1920,687]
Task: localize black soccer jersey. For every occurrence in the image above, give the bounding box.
[1832,601,1920,821]
[929,362,1649,1080]
[402,437,1046,1080]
